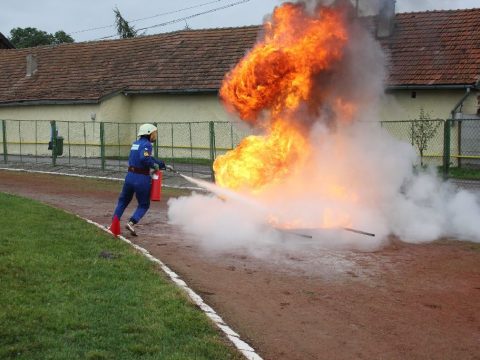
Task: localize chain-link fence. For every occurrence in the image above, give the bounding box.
[1,118,479,190]
[380,118,480,191]
[443,118,480,190]
[0,119,252,185]
[380,119,445,168]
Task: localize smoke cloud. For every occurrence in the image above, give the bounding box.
[167,0,480,258]
[397,0,475,12]
[280,0,478,14]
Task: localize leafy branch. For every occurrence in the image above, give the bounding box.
[411,108,441,167]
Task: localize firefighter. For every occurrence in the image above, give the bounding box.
[112,123,168,236]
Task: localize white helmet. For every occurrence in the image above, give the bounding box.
[137,123,157,137]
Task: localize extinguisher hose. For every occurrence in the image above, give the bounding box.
[166,166,198,184]
[166,166,375,237]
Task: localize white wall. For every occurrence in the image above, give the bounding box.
[128,93,231,123]
[2,89,477,163]
[0,92,242,159]
[379,88,480,167]
[0,103,99,122]
[380,88,479,121]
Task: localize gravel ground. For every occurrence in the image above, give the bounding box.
[0,155,213,189]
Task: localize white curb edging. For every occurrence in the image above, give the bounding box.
[0,167,205,192]
[83,217,263,360]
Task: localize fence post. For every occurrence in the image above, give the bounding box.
[67,122,71,165]
[189,122,193,176]
[457,119,462,169]
[18,121,22,163]
[2,120,7,164]
[153,122,158,158]
[50,120,57,166]
[100,122,105,171]
[209,121,216,182]
[410,121,414,146]
[35,120,38,162]
[170,124,174,168]
[443,119,451,178]
[83,122,87,167]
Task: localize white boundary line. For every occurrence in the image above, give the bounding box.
[0,167,262,360]
[85,218,263,360]
[0,167,204,191]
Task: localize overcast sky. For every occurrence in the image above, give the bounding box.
[1,0,479,42]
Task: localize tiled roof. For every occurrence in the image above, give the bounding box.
[0,8,479,105]
[380,8,480,87]
[0,26,260,104]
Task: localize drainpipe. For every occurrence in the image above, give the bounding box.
[448,79,479,171]
[450,78,480,118]
[450,87,471,120]
[450,88,470,170]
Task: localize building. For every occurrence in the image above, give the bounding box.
[0,32,14,49]
[0,6,479,124]
[379,8,480,121]
[0,8,479,125]
[0,27,258,125]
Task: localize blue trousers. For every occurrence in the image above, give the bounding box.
[113,172,151,223]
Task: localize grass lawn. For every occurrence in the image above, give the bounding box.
[448,167,480,180]
[0,193,241,360]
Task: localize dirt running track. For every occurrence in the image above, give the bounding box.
[1,170,479,360]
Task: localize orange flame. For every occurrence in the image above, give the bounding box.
[215,3,351,193]
[214,119,309,192]
[220,3,348,124]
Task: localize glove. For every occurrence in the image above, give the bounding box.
[158,161,167,170]
[153,163,160,171]
[166,165,174,172]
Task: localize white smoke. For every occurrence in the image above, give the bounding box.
[348,0,480,15]
[168,119,480,255]
[397,0,479,12]
[284,0,480,15]
[167,1,480,257]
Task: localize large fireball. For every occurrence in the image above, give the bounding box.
[215,2,350,192]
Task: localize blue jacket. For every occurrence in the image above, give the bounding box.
[128,137,165,170]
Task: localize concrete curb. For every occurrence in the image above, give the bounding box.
[84,218,263,360]
[0,167,205,191]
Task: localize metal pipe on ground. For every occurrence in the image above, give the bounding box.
[166,167,376,238]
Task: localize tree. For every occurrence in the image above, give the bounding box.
[52,31,74,45]
[114,7,137,39]
[411,108,441,167]
[9,27,74,48]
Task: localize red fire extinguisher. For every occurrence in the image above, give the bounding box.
[150,170,162,201]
